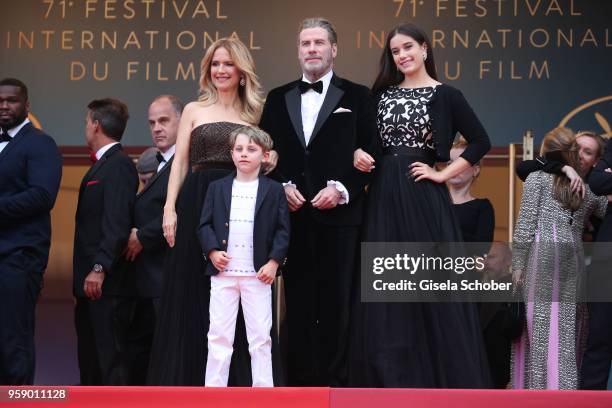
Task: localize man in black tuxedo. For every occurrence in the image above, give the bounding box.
[73,98,138,385]
[0,78,62,385]
[116,95,182,385]
[259,18,379,386]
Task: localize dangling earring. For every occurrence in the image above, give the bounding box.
[423,53,427,61]
[239,76,246,86]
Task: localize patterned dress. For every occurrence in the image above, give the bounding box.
[378,86,436,150]
[512,171,606,389]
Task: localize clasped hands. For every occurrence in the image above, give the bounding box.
[284,184,341,212]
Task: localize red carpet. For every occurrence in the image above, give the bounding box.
[2,386,612,407]
[332,388,612,408]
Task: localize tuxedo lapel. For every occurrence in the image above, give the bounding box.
[254,176,271,216]
[0,122,31,161]
[284,85,306,149]
[76,144,119,219]
[80,144,122,192]
[221,174,233,215]
[138,155,173,196]
[309,76,344,146]
[79,161,101,195]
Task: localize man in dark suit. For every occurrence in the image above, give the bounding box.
[0,78,62,385]
[117,95,182,385]
[73,98,138,385]
[259,18,379,386]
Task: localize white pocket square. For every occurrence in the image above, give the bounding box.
[333,107,352,113]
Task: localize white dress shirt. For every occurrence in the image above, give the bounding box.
[0,118,30,154]
[95,142,120,160]
[156,144,176,173]
[301,69,334,146]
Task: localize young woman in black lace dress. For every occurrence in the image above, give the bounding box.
[350,23,492,388]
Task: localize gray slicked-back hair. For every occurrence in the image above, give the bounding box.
[298,17,337,45]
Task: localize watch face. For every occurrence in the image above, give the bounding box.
[93,264,103,273]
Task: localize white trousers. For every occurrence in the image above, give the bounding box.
[205,275,273,387]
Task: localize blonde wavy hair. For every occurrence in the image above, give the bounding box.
[540,127,583,211]
[198,38,264,124]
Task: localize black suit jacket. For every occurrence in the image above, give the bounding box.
[589,138,612,198]
[73,143,138,298]
[588,138,612,281]
[197,173,290,276]
[0,123,62,271]
[259,74,379,226]
[117,156,173,298]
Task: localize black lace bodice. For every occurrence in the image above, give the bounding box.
[377,86,438,150]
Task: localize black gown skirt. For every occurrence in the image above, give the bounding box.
[147,166,283,386]
[349,147,491,388]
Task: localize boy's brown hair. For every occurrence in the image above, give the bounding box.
[229,125,274,152]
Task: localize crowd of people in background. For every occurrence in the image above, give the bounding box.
[1,17,610,391]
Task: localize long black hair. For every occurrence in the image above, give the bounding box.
[372,23,438,95]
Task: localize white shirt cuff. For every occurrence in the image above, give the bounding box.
[327,180,349,204]
[282,181,296,188]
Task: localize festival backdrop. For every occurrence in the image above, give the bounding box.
[1,0,610,146]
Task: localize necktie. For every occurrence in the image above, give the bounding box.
[0,133,11,143]
[156,151,166,163]
[298,80,323,94]
[89,151,98,164]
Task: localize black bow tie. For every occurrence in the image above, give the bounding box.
[298,80,323,94]
[0,132,11,143]
[156,151,166,163]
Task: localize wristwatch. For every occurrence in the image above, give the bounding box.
[92,264,104,274]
